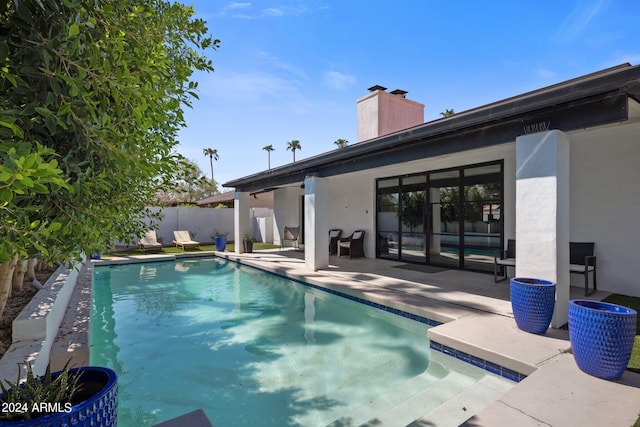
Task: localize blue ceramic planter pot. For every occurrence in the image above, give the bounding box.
[568,299,637,380]
[1,366,117,426]
[215,237,227,251]
[510,277,556,334]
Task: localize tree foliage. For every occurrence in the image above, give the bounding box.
[0,0,218,264]
[286,139,301,162]
[262,144,274,169]
[334,138,349,148]
[202,147,218,182]
[154,158,216,206]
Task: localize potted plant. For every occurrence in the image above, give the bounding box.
[510,277,556,334]
[243,233,254,253]
[213,230,227,252]
[0,361,118,425]
[568,299,637,380]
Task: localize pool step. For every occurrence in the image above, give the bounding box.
[357,371,477,427]
[327,365,475,427]
[407,374,514,427]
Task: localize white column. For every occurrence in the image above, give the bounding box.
[304,176,329,271]
[234,191,250,254]
[516,130,570,327]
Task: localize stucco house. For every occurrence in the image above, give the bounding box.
[223,63,640,327]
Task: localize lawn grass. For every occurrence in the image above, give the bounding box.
[104,242,281,257]
[602,293,640,373]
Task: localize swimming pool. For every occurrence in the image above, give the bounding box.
[91,258,513,426]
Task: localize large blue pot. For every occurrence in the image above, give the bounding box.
[1,366,117,426]
[568,299,637,380]
[215,236,227,251]
[510,277,556,334]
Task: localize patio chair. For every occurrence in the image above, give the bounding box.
[570,242,597,296]
[329,229,342,255]
[138,230,163,252]
[494,239,516,282]
[338,230,366,258]
[173,230,200,250]
[281,226,300,250]
[377,232,390,256]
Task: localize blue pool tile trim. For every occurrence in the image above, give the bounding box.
[429,342,527,383]
[302,281,442,326]
[104,256,526,384]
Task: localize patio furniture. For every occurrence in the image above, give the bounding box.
[494,239,597,296]
[377,232,390,256]
[329,229,342,255]
[494,239,516,282]
[570,242,597,296]
[281,226,300,250]
[339,230,366,258]
[172,230,200,250]
[138,230,163,252]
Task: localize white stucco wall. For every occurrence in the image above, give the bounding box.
[273,187,303,245]
[146,207,235,244]
[327,171,377,257]
[569,120,640,296]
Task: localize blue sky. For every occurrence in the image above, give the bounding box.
[178,0,640,188]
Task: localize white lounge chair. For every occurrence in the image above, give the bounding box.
[138,230,163,252]
[173,230,200,250]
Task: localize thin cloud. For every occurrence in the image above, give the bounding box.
[608,52,640,66]
[535,67,557,80]
[256,51,309,82]
[555,0,608,43]
[322,71,356,90]
[231,4,310,19]
[204,71,313,114]
[227,2,251,9]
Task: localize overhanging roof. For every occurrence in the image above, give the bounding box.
[224,64,640,193]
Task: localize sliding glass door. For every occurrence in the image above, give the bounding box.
[377,161,503,273]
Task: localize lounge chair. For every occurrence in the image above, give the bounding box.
[138,230,163,252]
[329,229,342,255]
[173,230,200,250]
[281,226,300,250]
[339,230,366,258]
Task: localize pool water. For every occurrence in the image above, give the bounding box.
[91,258,511,426]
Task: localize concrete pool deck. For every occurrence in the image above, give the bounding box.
[94,250,640,426]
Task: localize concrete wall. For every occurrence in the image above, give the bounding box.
[3,261,84,378]
[146,207,235,244]
[569,120,640,296]
[273,187,303,245]
[327,171,377,256]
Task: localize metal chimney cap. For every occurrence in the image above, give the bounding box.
[367,85,387,92]
[390,89,408,97]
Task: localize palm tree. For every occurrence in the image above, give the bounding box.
[262,145,275,169]
[440,108,455,117]
[334,138,349,148]
[286,140,301,162]
[202,148,219,182]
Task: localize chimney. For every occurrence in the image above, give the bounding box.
[357,86,424,142]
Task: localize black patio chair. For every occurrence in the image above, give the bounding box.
[338,230,366,258]
[329,229,342,255]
